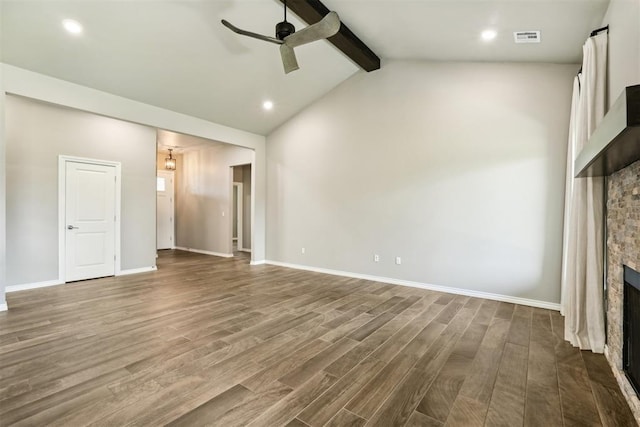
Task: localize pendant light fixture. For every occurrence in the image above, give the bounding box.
[165,148,176,170]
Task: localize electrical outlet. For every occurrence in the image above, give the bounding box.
[301,247,305,254]
[395,256,402,265]
[374,254,380,262]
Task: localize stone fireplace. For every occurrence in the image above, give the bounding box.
[623,265,640,396]
[606,159,640,417]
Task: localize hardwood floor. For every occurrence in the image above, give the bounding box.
[0,250,636,426]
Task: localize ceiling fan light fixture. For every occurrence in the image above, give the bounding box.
[165,148,176,170]
[276,21,295,40]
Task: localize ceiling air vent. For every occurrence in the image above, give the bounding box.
[514,31,541,43]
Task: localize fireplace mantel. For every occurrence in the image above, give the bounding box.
[575,84,640,177]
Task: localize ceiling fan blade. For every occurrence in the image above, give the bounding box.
[280,44,300,74]
[284,11,340,48]
[221,19,284,45]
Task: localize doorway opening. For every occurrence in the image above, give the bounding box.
[156,130,255,264]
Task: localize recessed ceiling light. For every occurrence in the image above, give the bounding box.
[481,29,497,42]
[263,100,274,111]
[62,19,83,35]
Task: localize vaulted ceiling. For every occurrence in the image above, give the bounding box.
[1,0,609,136]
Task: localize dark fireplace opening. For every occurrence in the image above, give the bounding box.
[623,265,640,397]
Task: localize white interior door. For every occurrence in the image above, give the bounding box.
[157,170,175,249]
[65,161,116,281]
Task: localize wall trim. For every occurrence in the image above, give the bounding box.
[6,279,65,293]
[0,301,7,311]
[250,260,266,266]
[175,247,233,258]
[5,266,157,294]
[239,248,252,253]
[265,260,561,311]
[117,266,157,276]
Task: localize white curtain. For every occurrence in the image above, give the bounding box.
[560,32,608,353]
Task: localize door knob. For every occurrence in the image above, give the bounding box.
[67,225,79,230]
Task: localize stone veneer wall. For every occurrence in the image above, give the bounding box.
[606,159,640,418]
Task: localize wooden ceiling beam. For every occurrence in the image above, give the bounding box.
[278,0,381,72]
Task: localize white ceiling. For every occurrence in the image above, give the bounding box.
[1,0,609,136]
[324,0,609,63]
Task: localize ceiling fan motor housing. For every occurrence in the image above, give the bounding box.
[276,21,295,40]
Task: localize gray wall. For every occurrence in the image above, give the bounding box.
[5,95,157,285]
[176,143,252,255]
[602,0,640,107]
[266,60,576,304]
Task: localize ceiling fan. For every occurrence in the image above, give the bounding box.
[221,0,341,74]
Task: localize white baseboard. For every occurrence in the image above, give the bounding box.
[0,300,7,311]
[264,260,561,311]
[175,247,233,258]
[250,260,266,266]
[117,266,157,276]
[6,279,65,293]
[6,266,158,292]
[239,248,252,253]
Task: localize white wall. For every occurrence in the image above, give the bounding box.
[6,95,157,285]
[266,60,576,305]
[601,0,640,107]
[176,143,252,255]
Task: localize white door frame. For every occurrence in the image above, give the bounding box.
[233,182,243,252]
[58,155,122,282]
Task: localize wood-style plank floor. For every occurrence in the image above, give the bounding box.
[0,250,636,426]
